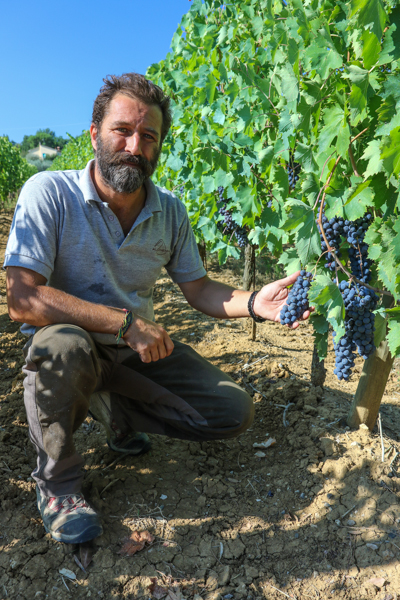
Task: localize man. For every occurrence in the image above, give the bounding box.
[4,73,310,545]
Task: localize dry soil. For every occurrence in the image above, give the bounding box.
[1,210,400,600]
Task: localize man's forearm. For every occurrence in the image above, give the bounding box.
[183,278,252,319]
[8,282,123,335]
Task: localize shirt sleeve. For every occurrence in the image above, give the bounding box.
[3,174,60,281]
[165,208,207,284]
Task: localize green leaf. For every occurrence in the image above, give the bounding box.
[278,65,299,103]
[303,37,342,79]
[311,314,329,360]
[374,312,387,348]
[213,107,226,125]
[309,275,345,338]
[380,127,400,178]
[346,65,370,124]
[202,175,217,194]
[349,0,386,36]
[361,140,383,179]
[235,185,260,217]
[319,106,344,153]
[294,143,319,173]
[344,181,375,220]
[278,248,302,275]
[387,317,400,357]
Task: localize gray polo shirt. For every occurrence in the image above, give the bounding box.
[4,159,206,344]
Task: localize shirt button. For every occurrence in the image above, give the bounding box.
[108,215,114,221]
[115,231,121,237]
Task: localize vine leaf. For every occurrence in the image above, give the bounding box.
[309,275,345,340]
[311,314,329,360]
[386,314,400,357]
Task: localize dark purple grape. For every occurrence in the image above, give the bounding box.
[280,272,313,325]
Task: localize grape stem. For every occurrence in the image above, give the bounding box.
[348,144,360,177]
[317,129,393,298]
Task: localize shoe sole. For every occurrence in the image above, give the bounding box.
[107,437,152,456]
[44,522,103,544]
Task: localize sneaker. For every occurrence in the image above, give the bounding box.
[36,487,103,544]
[89,391,151,455]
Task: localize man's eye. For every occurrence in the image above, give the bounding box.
[117,128,128,133]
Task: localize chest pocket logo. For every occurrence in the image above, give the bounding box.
[153,239,168,255]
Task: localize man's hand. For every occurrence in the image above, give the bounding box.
[123,314,174,363]
[253,271,313,329]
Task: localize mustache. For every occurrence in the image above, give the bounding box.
[109,153,150,169]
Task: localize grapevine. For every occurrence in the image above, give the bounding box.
[216,186,249,248]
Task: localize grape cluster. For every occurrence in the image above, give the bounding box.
[333,281,378,380]
[216,186,249,248]
[345,213,373,283]
[287,156,301,191]
[279,270,312,325]
[314,204,377,381]
[318,214,344,270]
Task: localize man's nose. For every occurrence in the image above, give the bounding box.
[125,132,142,155]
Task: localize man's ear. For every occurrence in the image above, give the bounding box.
[90,123,98,152]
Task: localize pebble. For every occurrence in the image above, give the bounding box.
[59,568,76,580]
[366,543,379,550]
[300,493,306,499]
[347,519,356,526]
[267,491,274,497]
[327,493,334,500]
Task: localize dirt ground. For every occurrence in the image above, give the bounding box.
[1,209,400,600]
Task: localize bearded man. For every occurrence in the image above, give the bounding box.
[4,73,310,544]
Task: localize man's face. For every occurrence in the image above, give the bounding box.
[91,94,163,194]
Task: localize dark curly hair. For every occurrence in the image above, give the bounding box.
[92,73,172,144]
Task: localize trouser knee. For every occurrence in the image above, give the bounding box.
[26,323,100,395]
[23,324,101,460]
[225,391,254,438]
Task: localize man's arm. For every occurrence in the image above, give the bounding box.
[179,272,311,328]
[6,266,174,363]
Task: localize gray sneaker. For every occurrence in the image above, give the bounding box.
[88,391,151,455]
[36,487,103,544]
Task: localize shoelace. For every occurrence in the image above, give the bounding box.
[47,495,90,513]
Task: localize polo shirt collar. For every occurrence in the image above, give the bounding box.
[80,159,162,214]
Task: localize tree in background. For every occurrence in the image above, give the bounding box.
[20,128,68,156]
[0,136,37,204]
[49,131,94,171]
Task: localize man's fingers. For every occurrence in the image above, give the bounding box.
[150,347,160,362]
[278,270,301,288]
[158,343,167,360]
[140,350,152,363]
[164,336,175,356]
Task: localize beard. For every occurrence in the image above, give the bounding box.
[95,133,161,194]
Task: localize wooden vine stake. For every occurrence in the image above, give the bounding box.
[311,344,327,388]
[347,295,395,431]
[243,244,257,340]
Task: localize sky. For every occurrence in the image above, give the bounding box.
[0,0,191,143]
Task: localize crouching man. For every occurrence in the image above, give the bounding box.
[4,73,310,544]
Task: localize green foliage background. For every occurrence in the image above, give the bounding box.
[50,132,94,171]
[146,0,400,359]
[0,137,37,203]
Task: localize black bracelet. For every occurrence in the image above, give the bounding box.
[248,291,267,323]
